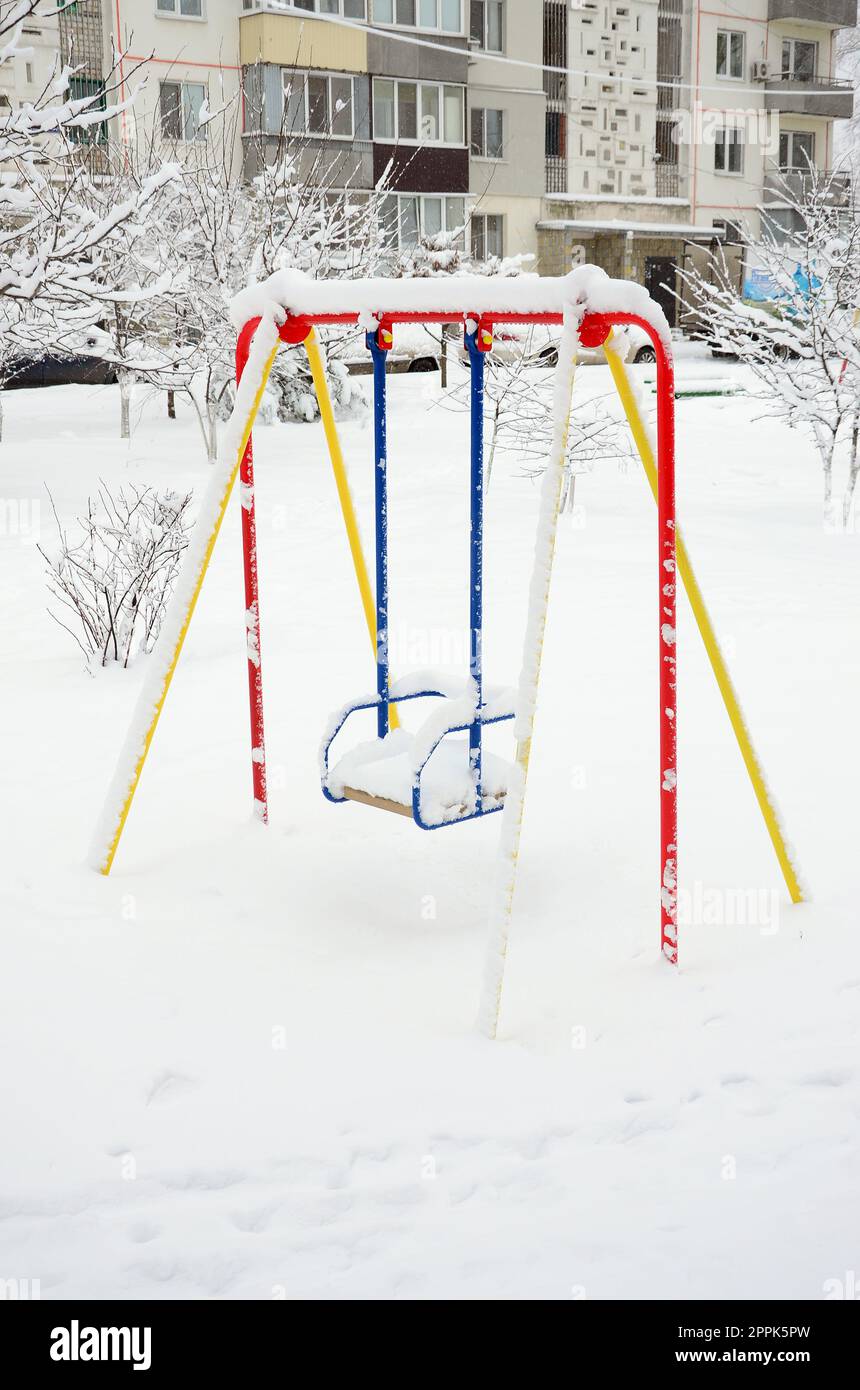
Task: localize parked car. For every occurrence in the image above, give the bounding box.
[5,354,118,389]
[343,319,661,374]
[536,322,658,367]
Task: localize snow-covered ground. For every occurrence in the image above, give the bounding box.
[1,350,859,1300]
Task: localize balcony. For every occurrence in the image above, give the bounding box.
[764,74,854,120]
[772,0,855,24]
[762,167,852,205]
[768,0,857,25]
[239,9,368,72]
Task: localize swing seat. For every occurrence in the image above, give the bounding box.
[332,731,511,824]
[321,672,516,830]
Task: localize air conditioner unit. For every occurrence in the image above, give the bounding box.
[752,61,771,82]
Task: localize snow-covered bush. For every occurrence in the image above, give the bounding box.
[39,484,193,668]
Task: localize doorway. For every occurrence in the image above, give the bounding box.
[644,257,678,328]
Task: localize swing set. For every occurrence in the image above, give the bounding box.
[90,272,803,1037]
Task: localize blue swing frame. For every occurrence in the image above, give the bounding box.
[321,323,514,829]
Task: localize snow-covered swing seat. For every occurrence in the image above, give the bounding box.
[320,321,516,829]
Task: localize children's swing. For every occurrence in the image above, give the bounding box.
[320,319,515,829]
[90,270,805,1039]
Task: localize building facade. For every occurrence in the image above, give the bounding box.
[687,0,855,243]
[0,2,59,117]
[36,0,857,295]
[57,0,244,159]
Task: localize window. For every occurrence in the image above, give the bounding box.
[470,0,502,51]
[782,37,816,83]
[68,76,107,144]
[779,130,815,170]
[302,72,355,137]
[470,212,503,261]
[373,0,460,29]
[716,29,744,80]
[373,77,464,143]
[159,80,206,140]
[417,0,461,29]
[545,109,566,159]
[381,193,466,247]
[294,0,366,12]
[714,125,743,174]
[470,106,503,158]
[156,0,203,16]
[318,0,366,14]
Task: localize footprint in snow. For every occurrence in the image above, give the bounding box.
[231,1204,279,1235]
[145,1070,198,1107]
[128,1221,160,1245]
[799,1068,854,1089]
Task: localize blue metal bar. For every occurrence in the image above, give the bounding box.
[465,326,484,814]
[367,330,390,739]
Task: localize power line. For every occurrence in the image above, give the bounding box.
[258,2,857,101]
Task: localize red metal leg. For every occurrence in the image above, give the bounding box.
[236,322,268,823]
[655,340,678,962]
[579,311,679,963]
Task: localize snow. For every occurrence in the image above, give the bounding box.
[327,730,510,825]
[537,218,724,240]
[2,352,860,1299]
[88,312,282,872]
[230,266,672,348]
[478,311,580,1036]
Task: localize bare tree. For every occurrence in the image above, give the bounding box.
[39,482,193,668]
[681,168,860,524]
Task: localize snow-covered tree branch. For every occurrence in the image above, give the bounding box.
[681,167,860,525]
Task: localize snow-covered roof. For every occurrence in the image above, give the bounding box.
[537,218,724,239]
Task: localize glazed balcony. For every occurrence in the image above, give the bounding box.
[764,74,854,120]
[768,0,857,27]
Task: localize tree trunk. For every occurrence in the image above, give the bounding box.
[440,333,447,389]
[206,395,218,463]
[119,371,132,441]
[844,414,860,530]
[167,389,176,420]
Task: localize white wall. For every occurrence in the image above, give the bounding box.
[691,2,843,239]
[111,0,244,165]
[0,4,60,111]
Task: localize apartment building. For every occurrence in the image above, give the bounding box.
[241,2,472,253]
[467,1,545,260]
[0,2,59,115]
[687,0,855,245]
[538,0,855,318]
[538,1,728,323]
[44,1,857,298]
[58,0,244,156]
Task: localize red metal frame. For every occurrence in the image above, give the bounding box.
[236,308,678,964]
[236,322,268,823]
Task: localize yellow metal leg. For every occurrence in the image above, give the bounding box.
[304,329,399,730]
[603,332,804,904]
[97,336,281,875]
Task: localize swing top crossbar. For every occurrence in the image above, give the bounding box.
[253,309,670,357]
